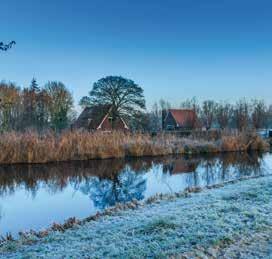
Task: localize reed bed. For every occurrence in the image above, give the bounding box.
[0,130,269,164]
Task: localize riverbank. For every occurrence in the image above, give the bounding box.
[1,174,272,258]
[0,130,269,164]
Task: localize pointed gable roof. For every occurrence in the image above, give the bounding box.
[167,109,196,126]
[72,104,129,130]
[73,105,112,130]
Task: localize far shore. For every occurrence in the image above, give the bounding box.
[0,130,270,165]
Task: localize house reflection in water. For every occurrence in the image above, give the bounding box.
[0,151,270,236]
[163,157,199,175]
[0,153,266,199]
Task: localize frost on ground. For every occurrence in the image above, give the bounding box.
[1,175,272,258]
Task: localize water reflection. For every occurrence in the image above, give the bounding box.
[79,170,146,209]
[0,159,150,198]
[0,153,269,200]
[0,152,271,235]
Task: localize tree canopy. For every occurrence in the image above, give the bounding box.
[80,76,146,124]
[45,81,74,131]
[0,80,74,132]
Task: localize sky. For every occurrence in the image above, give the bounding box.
[1,0,272,111]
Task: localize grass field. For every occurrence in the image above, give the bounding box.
[1,174,272,258]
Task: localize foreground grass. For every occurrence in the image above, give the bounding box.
[1,175,272,258]
[0,130,269,164]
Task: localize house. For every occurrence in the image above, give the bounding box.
[162,109,197,131]
[72,105,129,131]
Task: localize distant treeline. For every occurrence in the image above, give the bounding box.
[149,98,272,132]
[0,79,74,132]
[1,78,272,133]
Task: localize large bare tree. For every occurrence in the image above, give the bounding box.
[80,76,146,125]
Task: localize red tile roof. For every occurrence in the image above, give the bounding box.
[168,109,196,126]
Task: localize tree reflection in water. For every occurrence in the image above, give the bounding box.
[0,152,269,207]
[174,152,266,188]
[79,168,146,209]
[1,152,271,236]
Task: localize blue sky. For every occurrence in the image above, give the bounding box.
[1,0,272,110]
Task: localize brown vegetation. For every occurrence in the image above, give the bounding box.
[0,131,269,164]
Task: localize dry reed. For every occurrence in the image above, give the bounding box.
[0,130,269,164]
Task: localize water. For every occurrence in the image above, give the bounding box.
[0,152,271,236]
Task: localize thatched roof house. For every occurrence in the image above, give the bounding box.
[72,105,129,131]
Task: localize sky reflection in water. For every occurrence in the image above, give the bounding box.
[0,152,271,235]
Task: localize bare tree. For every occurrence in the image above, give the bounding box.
[251,99,267,129]
[80,76,146,128]
[234,99,251,131]
[159,99,171,111]
[216,102,233,130]
[159,99,172,130]
[149,102,162,131]
[180,97,200,114]
[201,100,217,130]
[180,97,201,128]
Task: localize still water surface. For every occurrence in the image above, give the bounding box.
[0,152,271,235]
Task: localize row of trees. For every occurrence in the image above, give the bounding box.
[2,44,272,132]
[149,98,272,132]
[1,75,271,133]
[0,79,74,132]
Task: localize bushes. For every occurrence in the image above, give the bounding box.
[0,130,269,164]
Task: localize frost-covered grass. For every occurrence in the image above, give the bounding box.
[180,227,272,258]
[1,175,272,258]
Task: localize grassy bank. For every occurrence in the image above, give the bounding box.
[1,174,272,258]
[0,130,269,164]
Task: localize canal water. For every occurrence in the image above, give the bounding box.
[0,152,271,236]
